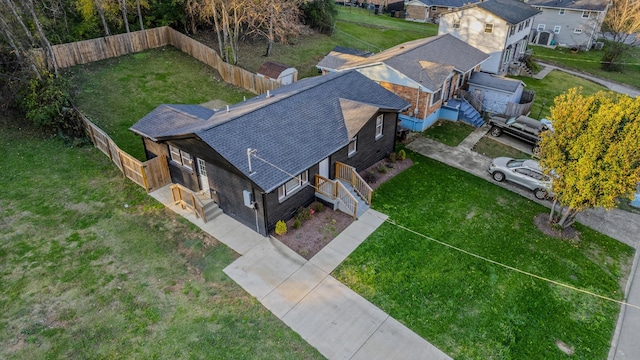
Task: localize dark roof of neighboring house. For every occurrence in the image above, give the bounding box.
[526,0,609,12]
[332,46,374,57]
[413,0,471,7]
[475,0,541,24]
[468,71,524,93]
[322,34,489,91]
[257,61,294,79]
[131,71,409,193]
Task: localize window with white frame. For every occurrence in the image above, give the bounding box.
[430,88,443,106]
[525,19,530,28]
[431,6,437,11]
[582,11,590,19]
[509,26,515,36]
[484,23,493,33]
[520,39,527,53]
[375,114,383,139]
[503,48,511,64]
[518,22,524,31]
[558,9,565,15]
[348,137,357,156]
[553,26,561,34]
[278,171,308,200]
[537,24,545,31]
[574,28,583,34]
[453,19,460,29]
[169,145,193,168]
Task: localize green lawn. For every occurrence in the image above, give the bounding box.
[334,152,633,359]
[512,71,607,120]
[422,120,476,146]
[472,137,533,159]
[69,47,253,159]
[0,117,323,359]
[530,45,640,89]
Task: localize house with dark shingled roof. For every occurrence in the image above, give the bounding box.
[438,0,541,75]
[316,34,489,131]
[130,70,409,236]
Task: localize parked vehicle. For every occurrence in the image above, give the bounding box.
[488,115,550,154]
[487,157,552,200]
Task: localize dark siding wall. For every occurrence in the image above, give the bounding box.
[143,138,167,160]
[332,112,398,174]
[263,163,319,232]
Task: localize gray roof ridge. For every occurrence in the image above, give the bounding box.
[198,73,352,134]
[161,104,208,120]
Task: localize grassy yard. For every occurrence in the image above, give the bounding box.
[334,152,633,359]
[530,45,640,89]
[422,120,476,147]
[69,47,253,159]
[472,137,533,160]
[0,116,323,359]
[512,70,607,120]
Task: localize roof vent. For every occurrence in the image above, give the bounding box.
[266,90,271,98]
[226,105,230,113]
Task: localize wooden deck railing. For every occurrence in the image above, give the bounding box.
[170,184,207,222]
[315,175,357,218]
[335,162,373,205]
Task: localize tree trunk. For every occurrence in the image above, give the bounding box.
[120,0,130,33]
[210,0,224,61]
[0,4,42,79]
[557,207,578,228]
[549,198,558,223]
[94,0,110,36]
[136,0,143,30]
[26,0,58,75]
[264,2,274,57]
[2,0,36,45]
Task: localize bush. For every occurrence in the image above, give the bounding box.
[397,149,407,161]
[293,219,302,229]
[275,220,287,235]
[363,171,377,184]
[19,72,71,128]
[314,202,324,213]
[388,152,397,163]
[377,165,388,173]
[301,0,338,35]
[295,207,312,222]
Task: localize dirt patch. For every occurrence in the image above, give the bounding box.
[273,202,354,260]
[534,213,580,242]
[359,157,414,190]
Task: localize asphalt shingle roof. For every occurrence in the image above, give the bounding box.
[131,71,409,193]
[476,0,541,24]
[526,0,609,12]
[325,34,489,91]
[468,72,524,93]
[415,0,471,7]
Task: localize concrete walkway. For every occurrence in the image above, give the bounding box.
[408,129,640,360]
[150,186,450,360]
[534,62,640,98]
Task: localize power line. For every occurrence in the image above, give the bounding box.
[385,218,640,311]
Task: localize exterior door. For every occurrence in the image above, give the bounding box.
[196,158,209,194]
[319,158,329,179]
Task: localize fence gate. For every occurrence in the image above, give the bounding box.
[142,155,171,192]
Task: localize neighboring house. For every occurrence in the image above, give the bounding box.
[405,0,471,23]
[439,0,541,74]
[316,34,489,131]
[526,0,610,50]
[130,71,409,236]
[466,71,533,116]
[257,61,297,85]
[359,0,405,11]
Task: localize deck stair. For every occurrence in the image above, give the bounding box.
[448,98,484,127]
[171,184,223,223]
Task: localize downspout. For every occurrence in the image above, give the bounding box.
[261,192,269,236]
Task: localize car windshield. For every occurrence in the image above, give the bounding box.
[506,160,524,168]
[507,117,516,125]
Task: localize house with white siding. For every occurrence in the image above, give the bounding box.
[526,0,610,50]
[438,0,541,74]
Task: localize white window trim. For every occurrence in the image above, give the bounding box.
[518,22,524,31]
[375,114,384,139]
[484,23,493,33]
[574,28,583,34]
[453,20,460,29]
[278,171,309,201]
[558,9,565,15]
[503,48,511,64]
[582,11,590,19]
[169,145,193,168]
[537,24,545,31]
[520,39,527,53]
[348,137,357,157]
[553,26,561,34]
[430,88,443,106]
[525,19,530,28]
[430,6,437,11]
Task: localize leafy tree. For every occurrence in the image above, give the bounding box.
[300,0,337,35]
[600,0,640,71]
[539,88,640,228]
[245,0,303,56]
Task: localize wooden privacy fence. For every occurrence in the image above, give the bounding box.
[34,26,280,94]
[79,111,171,192]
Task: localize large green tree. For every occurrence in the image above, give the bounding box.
[539,88,640,228]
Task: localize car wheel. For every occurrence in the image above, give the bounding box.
[532,145,541,156]
[534,188,548,200]
[490,127,502,137]
[492,171,505,182]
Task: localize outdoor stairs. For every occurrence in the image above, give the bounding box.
[338,179,370,218]
[448,98,484,127]
[196,191,223,222]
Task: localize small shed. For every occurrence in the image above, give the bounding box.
[467,72,526,115]
[257,61,297,85]
[405,0,429,22]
